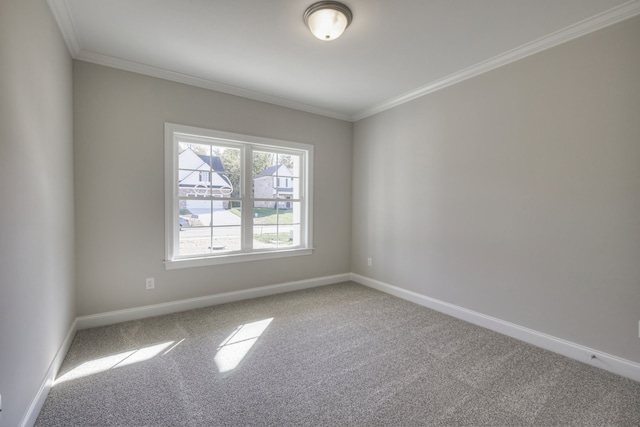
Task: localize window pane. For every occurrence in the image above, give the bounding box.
[178,202,242,256]
[180,199,211,227]
[178,226,241,255]
[252,205,277,225]
[289,224,302,247]
[211,226,241,252]
[215,147,240,198]
[212,203,242,227]
[277,154,300,178]
[292,155,301,179]
[178,144,238,198]
[167,124,312,266]
[211,204,242,252]
[252,151,299,200]
[178,143,210,169]
[279,202,301,246]
[253,226,292,250]
[253,204,278,249]
[182,199,240,228]
[276,177,298,200]
[252,151,276,175]
[179,227,213,256]
[178,200,211,256]
[252,203,298,249]
[277,203,295,225]
[252,151,275,199]
[225,173,241,198]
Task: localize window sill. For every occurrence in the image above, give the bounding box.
[165,248,314,269]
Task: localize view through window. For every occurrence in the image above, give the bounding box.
[165,124,313,268]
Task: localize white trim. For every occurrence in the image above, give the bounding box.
[20,319,77,427]
[76,50,353,122]
[351,273,640,383]
[47,0,350,121]
[165,123,314,269]
[22,274,348,424]
[47,0,81,56]
[19,272,640,425]
[352,0,640,121]
[76,273,350,330]
[165,248,314,269]
[48,0,640,122]
[164,123,176,269]
[165,123,315,152]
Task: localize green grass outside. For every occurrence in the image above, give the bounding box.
[230,207,293,224]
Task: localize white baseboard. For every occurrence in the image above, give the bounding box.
[24,271,638,427]
[351,273,640,383]
[20,318,78,427]
[23,273,350,425]
[76,273,351,330]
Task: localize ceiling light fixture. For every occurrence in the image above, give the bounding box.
[304,1,353,41]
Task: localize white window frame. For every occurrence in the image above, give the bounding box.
[165,123,314,269]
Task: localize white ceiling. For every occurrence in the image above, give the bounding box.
[49,0,640,121]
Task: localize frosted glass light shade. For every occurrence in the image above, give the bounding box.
[304,2,353,41]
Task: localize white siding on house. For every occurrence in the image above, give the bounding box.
[178,148,232,197]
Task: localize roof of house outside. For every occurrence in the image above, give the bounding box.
[178,148,232,189]
[255,164,292,178]
[197,154,225,172]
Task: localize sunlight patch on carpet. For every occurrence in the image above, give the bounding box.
[214,318,273,373]
[55,341,176,385]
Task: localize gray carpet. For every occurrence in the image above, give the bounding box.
[36,282,640,426]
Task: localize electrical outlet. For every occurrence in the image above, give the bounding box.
[367,258,372,267]
[145,277,155,290]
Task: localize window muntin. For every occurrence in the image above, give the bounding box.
[165,123,313,268]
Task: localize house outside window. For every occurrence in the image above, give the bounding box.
[165,123,313,268]
[254,164,294,209]
[199,170,210,183]
[178,149,231,198]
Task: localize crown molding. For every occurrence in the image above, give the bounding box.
[75,50,353,122]
[48,0,640,123]
[352,0,640,121]
[46,1,351,122]
[47,0,80,56]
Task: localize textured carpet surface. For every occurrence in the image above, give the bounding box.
[36,282,640,426]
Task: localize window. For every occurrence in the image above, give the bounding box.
[165,123,313,268]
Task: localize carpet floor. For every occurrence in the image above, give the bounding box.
[36,282,640,426]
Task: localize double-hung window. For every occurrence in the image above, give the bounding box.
[165,123,313,268]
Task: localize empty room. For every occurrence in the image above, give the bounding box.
[1,0,640,426]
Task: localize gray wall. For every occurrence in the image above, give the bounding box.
[2,6,638,423]
[73,61,352,316]
[352,16,640,364]
[0,1,75,426]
